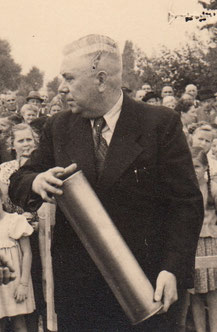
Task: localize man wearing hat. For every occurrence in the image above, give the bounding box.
[26,90,43,105]
[9,34,203,332]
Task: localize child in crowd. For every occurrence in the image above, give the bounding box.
[20,104,38,124]
[190,147,217,332]
[0,188,35,332]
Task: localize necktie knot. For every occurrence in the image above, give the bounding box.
[93,117,106,147]
[94,117,106,135]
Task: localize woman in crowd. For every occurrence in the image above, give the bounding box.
[190,147,217,332]
[48,101,62,116]
[175,99,197,145]
[0,112,22,164]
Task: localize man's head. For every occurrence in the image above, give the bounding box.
[59,34,122,118]
[161,86,174,98]
[49,102,62,116]
[181,93,195,103]
[192,124,213,154]
[162,96,177,109]
[5,93,17,112]
[26,91,43,106]
[141,83,152,93]
[185,84,197,99]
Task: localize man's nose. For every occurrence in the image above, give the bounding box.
[59,81,69,95]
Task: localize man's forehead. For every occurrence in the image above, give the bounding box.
[6,94,16,100]
[163,86,173,91]
[60,54,89,75]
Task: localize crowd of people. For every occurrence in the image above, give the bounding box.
[0,33,216,332]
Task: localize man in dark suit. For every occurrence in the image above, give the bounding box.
[9,34,203,332]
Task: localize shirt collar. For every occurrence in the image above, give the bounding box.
[91,91,123,133]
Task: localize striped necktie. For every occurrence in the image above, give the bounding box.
[93,117,108,176]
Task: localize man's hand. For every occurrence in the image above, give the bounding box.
[32,166,69,203]
[154,270,178,313]
[0,255,16,285]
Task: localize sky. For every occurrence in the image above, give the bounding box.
[0,0,215,83]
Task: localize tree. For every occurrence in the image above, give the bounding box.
[198,0,217,92]
[122,40,141,91]
[134,35,212,95]
[0,39,22,92]
[47,76,61,95]
[18,66,44,97]
[24,66,44,91]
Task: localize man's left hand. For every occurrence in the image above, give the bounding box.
[154,270,178,313]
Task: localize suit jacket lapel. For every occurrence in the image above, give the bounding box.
[98,95,144,189]
[61,113,97,186]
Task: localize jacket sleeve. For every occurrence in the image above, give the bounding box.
[9,117,56,212]
[157,111,204,286]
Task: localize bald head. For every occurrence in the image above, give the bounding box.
[185,84,197,99]
[61,34,122,86]
[59,34,123,118]
[5,93,17,112]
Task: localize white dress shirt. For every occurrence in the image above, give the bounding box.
[91,92,123,146]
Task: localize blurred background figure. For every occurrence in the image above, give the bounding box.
[20,104,38,124]
[4,93,18,113]
[175,100,197,144]
[180,93,195,104]
[162,95,177,109]
[197,90,216,123]
[141,82,152,94]
[185,84,198,101]
[39,89,49,116]
[142,91,161,105]
[135,89,147,101]
[26,91,43,106]
[0,112,23,164]
[161,85,174,99]
[49,101,63,116]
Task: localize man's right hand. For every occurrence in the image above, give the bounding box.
[32,167,66,203]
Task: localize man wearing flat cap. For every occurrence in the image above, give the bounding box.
[26,90,43,106]
[9,34,203,332]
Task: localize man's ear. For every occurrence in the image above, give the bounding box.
[96,71,107,92]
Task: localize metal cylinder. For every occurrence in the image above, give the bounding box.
[56,170,163,325]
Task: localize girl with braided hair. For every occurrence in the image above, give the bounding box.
[190,147,217,332]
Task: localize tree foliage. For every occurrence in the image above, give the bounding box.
[0,39,22,92]
[18,66,44,96]
[122,33,216,95]
[122,40,141,90]
[24,66,44,91]
[47,76,61,95]
[198,0,217,91]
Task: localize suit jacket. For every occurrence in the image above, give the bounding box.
[9,94,203,315]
